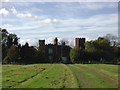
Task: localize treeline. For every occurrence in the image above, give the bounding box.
[1,28,45,64]
[1,28,120,64]
[70,37,120,64]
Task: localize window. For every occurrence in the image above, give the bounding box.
[48,48,53,54]
[62,57,67,61]
[48,56,53,60]
[61,57,67,63]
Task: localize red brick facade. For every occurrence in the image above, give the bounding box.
[75,38,85,49]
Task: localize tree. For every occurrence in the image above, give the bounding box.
[70,47,85,63]
[3,45,19,64]
[1,28,20,61]
[103,34,118,46]
[35,48,45,63]
[0,28,2,63]
[20,42,29,62]
[1,29,9,60]
[13,37,19,46]
[59,38,69,46]
[20,42,37,63]
[7,35,13,48]
[7,33,19,47]
[85,37,114,63]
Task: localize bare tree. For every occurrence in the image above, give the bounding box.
[103,34,118,47]
[59,38,69,46]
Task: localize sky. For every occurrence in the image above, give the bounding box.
[0,1,118,46]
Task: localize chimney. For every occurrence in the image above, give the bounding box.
[75,38,80,47]
[54,37,58,45]
[39,40,45,48]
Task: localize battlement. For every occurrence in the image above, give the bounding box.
[75,38,85,49]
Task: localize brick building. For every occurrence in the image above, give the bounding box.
[39,37,85,63]
[39,38,71,63]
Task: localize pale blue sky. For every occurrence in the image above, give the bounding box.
[0,2,118,46]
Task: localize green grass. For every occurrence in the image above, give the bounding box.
[2,64,119,88]
[2,64,51,88]
[14,64,78,88]
[67,64,118,88]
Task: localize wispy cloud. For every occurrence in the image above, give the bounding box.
[2,13,117,45]
[41,18,60,24]
[16,13,37,18]
[80,2,117,10]
[2,24,41,31]
[11,7,38,18]
[55,2,117,11]
[3,13,117,33]
[1,0,119,2]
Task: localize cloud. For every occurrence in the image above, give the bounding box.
[0,8,9,15]
[10,7,38,18]
[2,23,40,31]
[0,0,10,2]
[1,0,119,2]
[2,24,13,27]
[19,39,38,46]
[4,13,117,32]
[16,13,38,18]
[1,2,118,47]
[41,18,60,24]
[80,2,117,10]
[54,2,117,14]
[45,37,54,44]
[10,7,17,14]
[59,14,117,28]
[2,13,117,46]
[0,7,38,19]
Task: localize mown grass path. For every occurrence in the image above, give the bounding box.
[67,64,118,88]
[2,64,118,88]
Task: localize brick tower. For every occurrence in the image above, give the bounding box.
[75,38,85,49]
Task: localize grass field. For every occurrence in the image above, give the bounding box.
[2,64,119,88]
